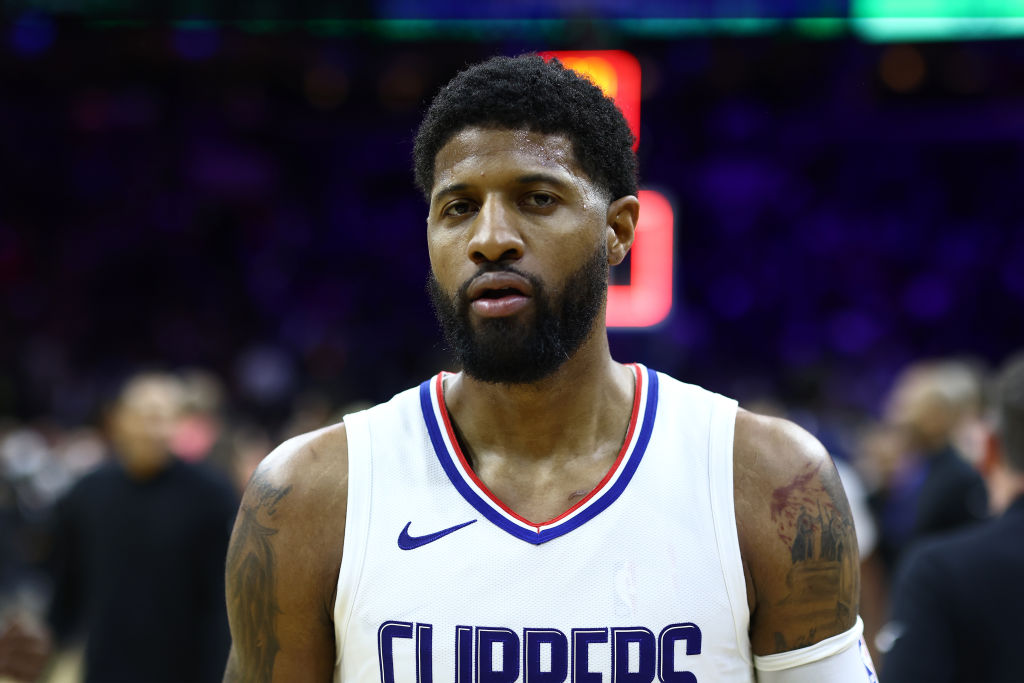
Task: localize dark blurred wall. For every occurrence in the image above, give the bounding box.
[1,22,1022,426]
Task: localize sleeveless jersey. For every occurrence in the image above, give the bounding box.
[334,364,753,682]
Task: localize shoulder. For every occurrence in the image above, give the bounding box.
[230,422,351,606]
[899,510,1006,585]
[256,421,349,480]
[733,409,844,576]
[243,421,350,538]
[916,448,988,526]
[733,411,842,532]
[928,447,985,487]
[733,410,833,482]
[223,421,352,679]
[58,461,119,508]
[75,460,121,487]
[895,532,957,589]
[732,409,860,655]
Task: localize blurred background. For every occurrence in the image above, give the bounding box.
[1,0,1023,680]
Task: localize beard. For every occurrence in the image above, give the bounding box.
[427,245,608,385]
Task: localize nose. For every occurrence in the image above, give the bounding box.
[467,196,524,265]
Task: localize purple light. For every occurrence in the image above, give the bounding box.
[1003,253,1024,299]
[708,273,753,320]
[11,12,55,57]
[778,319,822,366]
[903,274,952,320]
[829,310,881,355]
[189,144,275,197]
[172,24,219,61]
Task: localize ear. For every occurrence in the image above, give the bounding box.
[605,195,640,266]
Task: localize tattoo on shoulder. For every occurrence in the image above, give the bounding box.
[226,476,293,681]
[768,461,859,652]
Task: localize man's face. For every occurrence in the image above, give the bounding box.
[426,127,612,384]
[110,375,183,474]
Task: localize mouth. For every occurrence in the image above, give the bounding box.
[475,287,526,300]
[466,273,534,318]
[470,288,531,318]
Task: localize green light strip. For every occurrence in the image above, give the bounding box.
[851,0,1024,40]
[791,17,848,39]
[80,15,1024,42]
[852,0,1024,18]
[853,17,1024,41]
[612,17,786,37]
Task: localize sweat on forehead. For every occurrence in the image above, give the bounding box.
[430,128,609,207]
[433,128,575,179]
[413,54,638,202]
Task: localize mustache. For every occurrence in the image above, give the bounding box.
[456,263,541,303]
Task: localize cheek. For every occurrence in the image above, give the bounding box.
[426,234,445,269]
[546,222,605,262]
[426,232,462,284]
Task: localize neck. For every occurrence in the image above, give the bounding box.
[119,452,174,481]
[1001,473,1024,510]
[987,467,1024,515]
[444,332,635,464]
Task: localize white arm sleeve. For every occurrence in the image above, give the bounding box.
[753,617,878,683]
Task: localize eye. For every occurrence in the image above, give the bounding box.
[523,192,557,209]
[442,200,476,218]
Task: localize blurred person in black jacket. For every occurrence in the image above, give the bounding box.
[44,371,239,683]
[872,359,989,573]
[883,352,1024,682]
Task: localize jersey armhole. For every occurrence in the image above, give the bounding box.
[333,410,374,669]
[706,393,752,665]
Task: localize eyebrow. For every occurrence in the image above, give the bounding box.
[432,182,469,205]
[514,173,570,188]
[432,173,572,205]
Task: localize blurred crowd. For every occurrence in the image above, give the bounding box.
[4,34,1024,430]
[0,349,1020,680]
[2,21,1023,683]
[0,367,371,682]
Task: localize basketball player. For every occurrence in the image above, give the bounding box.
[223,55,878,682]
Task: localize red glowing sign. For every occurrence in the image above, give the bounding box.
[543,50,674,328]
[607,190,674,327]
[541,50,642,151]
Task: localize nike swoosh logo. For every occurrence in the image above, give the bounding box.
[398,519,477,550]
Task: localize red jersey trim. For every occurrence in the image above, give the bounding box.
[432,363,644,531]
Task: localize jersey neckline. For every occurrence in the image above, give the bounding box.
[418,363,659,545]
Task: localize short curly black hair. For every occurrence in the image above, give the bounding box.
[413,54,638,203]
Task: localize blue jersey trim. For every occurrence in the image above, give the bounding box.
[419,367,659,546]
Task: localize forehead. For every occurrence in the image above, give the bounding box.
[431,127,588,193]
[119,378,183,414]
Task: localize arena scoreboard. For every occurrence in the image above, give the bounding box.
[542,50,674,329]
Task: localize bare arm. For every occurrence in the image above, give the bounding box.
[734,411,861,655]
[223,424,349,682]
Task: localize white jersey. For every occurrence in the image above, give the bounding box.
[334,364,753,682]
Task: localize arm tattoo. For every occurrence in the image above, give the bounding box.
[769,461,859,652]
[225,477,293,682]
